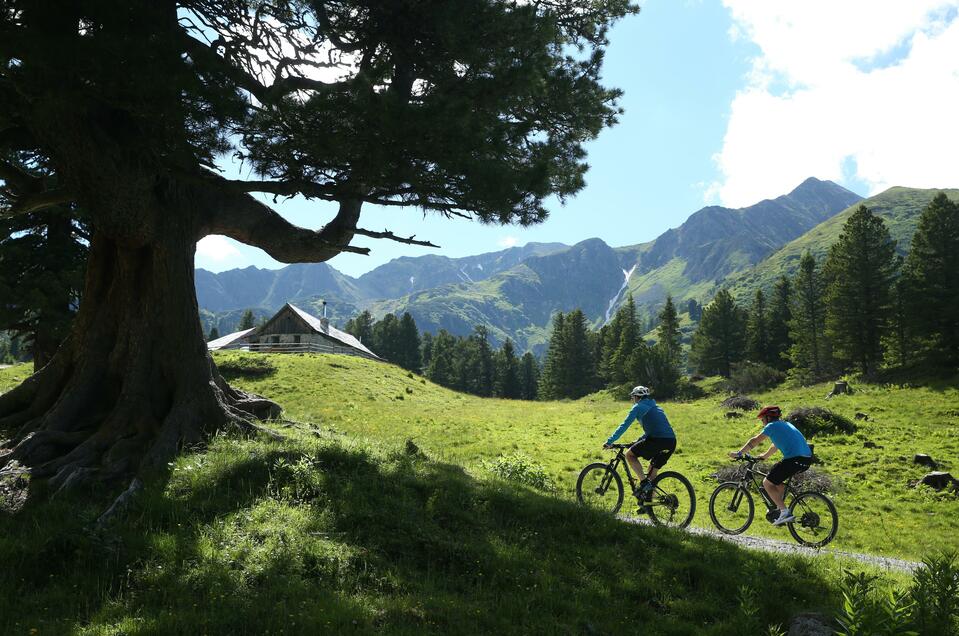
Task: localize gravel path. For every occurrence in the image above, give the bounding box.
[623,516,921,573]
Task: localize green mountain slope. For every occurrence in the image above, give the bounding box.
[727,187,959,301]
[366,178,860,352]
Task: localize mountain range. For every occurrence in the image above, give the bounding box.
[196,179,956,354]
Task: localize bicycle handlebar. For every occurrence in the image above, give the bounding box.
[733,453,759,463]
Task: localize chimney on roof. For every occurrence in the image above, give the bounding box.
[320,300,329,331]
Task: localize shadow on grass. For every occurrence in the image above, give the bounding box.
[0,433,840,635]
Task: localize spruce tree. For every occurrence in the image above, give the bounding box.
[398,313,422,372]
[539,312,568,400]
[563,309,596,399]
[420,331,434,372]
[426,330,457,388]
[686,299,703,322]
[745,289,772,365]
[519,353,540,401]
[471,326,496,397]
[822,205,898,375]
[656,296,683,368]
[207,327,220,341]
[344,310,375,346]
[372,313,402,364]
[885,279,913,369]
[238,310,257,330]
[767,276,792,370]
[902,193,959,367]
[0,204,87,370]
[788,252,830,382]
[494,339,521,399]
[689,289,747,377]
[605,295,638,386]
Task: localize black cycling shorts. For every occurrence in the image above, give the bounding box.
[627,437,677,469]
[767,456,812,485]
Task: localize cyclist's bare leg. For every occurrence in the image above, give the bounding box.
[625,449,646,482]
[647,466,659,482]
[763,477,787,510]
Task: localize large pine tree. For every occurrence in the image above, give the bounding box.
[656,296,682,368]
[344,310,375,348]
[0,212,87,370]
[690,289,747,377]
[745,289,773,366]
[426,330,457,388]
[563,309,597,399]
[788,252,830,382]
[397,313,422,373]
[822,205,899,375]
[902,193,959,367]
[0,0,634,491]
[519,353,540,401]
[494,339,521,399]
[767,276,793,370]
[539,313,568,400]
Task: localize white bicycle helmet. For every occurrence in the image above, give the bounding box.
[630,385,651,398]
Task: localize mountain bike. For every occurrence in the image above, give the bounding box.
[708,454,838,547]
[575,443,696,528]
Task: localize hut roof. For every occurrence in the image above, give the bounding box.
[207,327,256,351]
[285,304,380,359]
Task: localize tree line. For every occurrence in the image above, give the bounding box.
[690,197,959,381]
[343,311,540,400]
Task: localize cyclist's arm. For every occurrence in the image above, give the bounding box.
[733,432,768,457]
[759,444,778,460]
[605,405,640,445]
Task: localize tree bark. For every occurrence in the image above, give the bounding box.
[0,203,280,493]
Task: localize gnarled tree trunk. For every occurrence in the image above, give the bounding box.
[0,179,279,494]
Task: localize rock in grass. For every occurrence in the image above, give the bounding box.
[724,411,744,419]
[918,471,957,491]
[914,453,938,469]
[863,441,882,449]
[854,412,869,420]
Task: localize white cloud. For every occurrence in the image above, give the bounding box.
[196,235,242,262]
[712,1,959,207]
[498,236,519,248]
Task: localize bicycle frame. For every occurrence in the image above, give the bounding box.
[735,460,796,511]
[605,446,640,490]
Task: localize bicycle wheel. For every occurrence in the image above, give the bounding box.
[576,463,624,515]
[647,471,696,528]
[708,482,755,535]
[787,491,839,547]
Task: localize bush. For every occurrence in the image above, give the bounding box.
[721,395,760,411]
[217,355,278,379]
[832,554,959,636]
[712,462,838,493]
[725,361,786,394]
[787,407,856,438]
[484,454,557,492]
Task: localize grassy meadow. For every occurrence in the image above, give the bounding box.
[210,352,959,561]
[1,356,956,634]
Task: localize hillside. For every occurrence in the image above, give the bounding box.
[0,361,846,635]
[727,187,959,301]
[216,353,958,561]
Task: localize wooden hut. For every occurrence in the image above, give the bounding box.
[208,303,380,360]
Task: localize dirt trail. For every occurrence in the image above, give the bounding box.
[623,517,920,573]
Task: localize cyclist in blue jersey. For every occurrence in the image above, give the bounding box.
[603,385,677,501]
[729,405,813,526]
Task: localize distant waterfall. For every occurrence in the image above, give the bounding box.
[603,264,637,325]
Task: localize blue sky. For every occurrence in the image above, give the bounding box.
[196,0,959,278]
